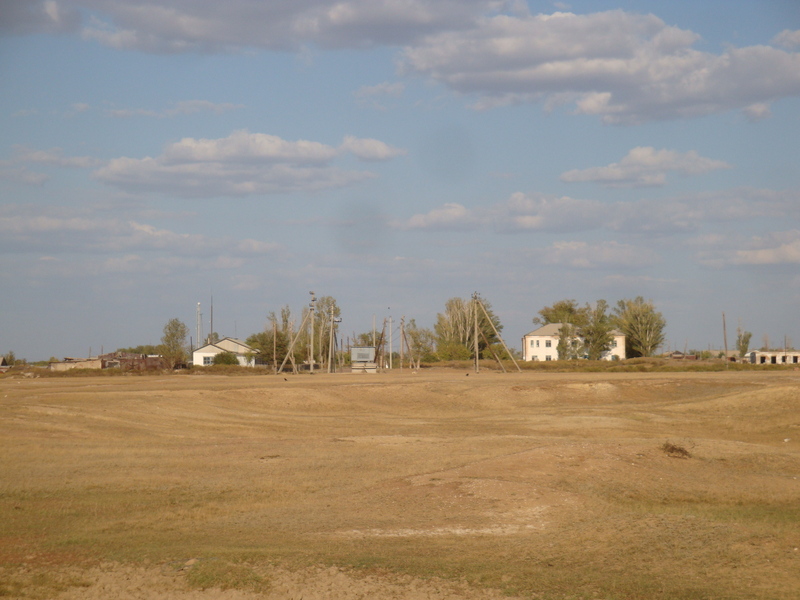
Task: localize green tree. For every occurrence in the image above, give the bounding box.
[352,331,377,347]
[3,351,16,366]
[116,344,160,355]
[534,299,589,328]
[434,296,502,360]
[160,318,189,369]
[404,319,437,366]
[313,296,341,369]
[736,327,753,358]
[579,300,615,360]
[612,297,666,358]
[556,323,581,360]
[247,311,292,367]
[212,351,239,365]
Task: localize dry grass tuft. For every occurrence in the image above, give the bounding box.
[661,441,692,458]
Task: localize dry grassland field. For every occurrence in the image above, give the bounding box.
[1,368,799,600]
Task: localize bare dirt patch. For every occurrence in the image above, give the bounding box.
[1,370,799,599]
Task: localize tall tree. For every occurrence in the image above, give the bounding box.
[313,296,341,368]
[160,318,189,369]
[404,319,437,367]
[246,326,289,366]
[612,297,666,358]
[736,326,753,358]
[556,323,581,360]
[534,299,590,328]
[579,300,615,360]
[434,296,502,360]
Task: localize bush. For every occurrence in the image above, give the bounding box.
[213,352,240,366]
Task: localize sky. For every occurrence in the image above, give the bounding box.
[2,0,800,361]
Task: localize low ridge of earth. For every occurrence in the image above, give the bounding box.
[1,369,798,599]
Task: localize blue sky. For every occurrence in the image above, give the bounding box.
[2,0,799,361]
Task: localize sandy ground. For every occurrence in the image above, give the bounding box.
[1,368,799,599]
[34,562,522,600]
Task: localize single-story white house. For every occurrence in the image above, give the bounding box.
[748,350,800,365]
[521,323,626,361]
[192,337,257,367]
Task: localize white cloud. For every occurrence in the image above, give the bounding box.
[494,192,605,232]
[74,0,505,53]
[0,146,102,185]
[560,147,731,188]
[107,100,243,119]
[92,130,402,197]
[0,207,281,258]
[13,146,102,168]
[402,203,478,230]
[0,0,81,35]
[733,230,800,265]
[400,10,800,124]
[773,29,800,49]
[0,162,49,185]
[395,187,800,236]
[742,103,772,122]
[542,240,658,269]
[340,135,407,161]
[354,82,406,110]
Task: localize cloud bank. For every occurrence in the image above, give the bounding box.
[6,3,800,124]
[92,130,405,197]
[560,147,731,187]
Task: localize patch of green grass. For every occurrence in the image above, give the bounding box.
[183,559,270,593]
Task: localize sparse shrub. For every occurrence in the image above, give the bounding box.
[662,441,692,458]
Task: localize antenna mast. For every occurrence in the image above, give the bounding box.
[196,302,202,350]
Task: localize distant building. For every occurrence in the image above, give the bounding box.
[49,352,165,371]
[748,350,800,365]
[521,323,626,361]
[192,337,257,367]
[50,358,104,371]
[98,352,165,370]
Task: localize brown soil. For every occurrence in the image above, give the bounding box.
[1,369,798,599]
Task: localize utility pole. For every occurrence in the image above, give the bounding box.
[328,305,336,374]
[388,315,393,369]
[272,319,277,374]
[722,312,729,369]
[309,291,316,373]
[472,292,481,373]
[400,317,405,371]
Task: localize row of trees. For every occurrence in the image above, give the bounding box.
[532,297,666,359]
[149,294,667,369]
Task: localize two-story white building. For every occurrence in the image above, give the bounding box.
[521,323,626,361]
